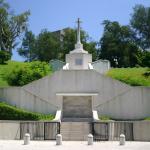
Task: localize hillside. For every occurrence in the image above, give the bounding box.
[107,68,150,86]
[0,61,150,87]
[0,61,51,87]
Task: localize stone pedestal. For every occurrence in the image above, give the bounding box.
[24,133,30,145]
[120,134,125,145]
[87,134,93,145]
[56,134,62,145]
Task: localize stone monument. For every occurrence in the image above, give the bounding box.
[65,18,92,70]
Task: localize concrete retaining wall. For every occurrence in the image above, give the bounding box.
[0,87,58,114]
[0,70,150,119]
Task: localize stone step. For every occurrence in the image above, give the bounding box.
[60,121,91,141]
[62,118,92,122]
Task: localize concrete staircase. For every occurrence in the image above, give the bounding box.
[60,122,91,141]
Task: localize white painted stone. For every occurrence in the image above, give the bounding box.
[24,133,30,145]
[93,110,99,121]
[56,134,62,145]
[52,110,61,122]
[88,134,93,145]
[120,134,125,145]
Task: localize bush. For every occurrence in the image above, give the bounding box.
[0,102,54,120]
[99,115,111,121]
[6,61,51,86]
[142,51,150,67]
[0,51,11,64]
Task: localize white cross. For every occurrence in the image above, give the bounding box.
[76,18,82,44]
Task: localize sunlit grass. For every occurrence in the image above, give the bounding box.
[107,68,150,86]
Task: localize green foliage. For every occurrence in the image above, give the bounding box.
[99,115,111,121]
[144,117,150,120]
[130,4,150,50]
[6,61,51,86]
[0,102,54,120]
[107,68,150,86]
[36,30,60,61]
[141,51,150,67]
[0,61,25,87]
[0,51,11,64]
[60,28,98,61]
[18,28,98,62]
[100,20,140,67]
[0,0,30,53]
[18,31,36,62]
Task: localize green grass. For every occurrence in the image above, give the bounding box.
[107,68,150,86]
[0,61,26,87]
[144,117,150,120]
[99,115,112,121]
[1,62,150,87]
[0,102,54,120]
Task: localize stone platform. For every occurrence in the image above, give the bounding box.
[0,140,150,150]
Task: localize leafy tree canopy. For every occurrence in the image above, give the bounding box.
[100,20,141,67]
[130,4,150,50]
[0,0,30,54]
[18,28,98,62]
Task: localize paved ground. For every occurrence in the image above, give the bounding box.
[0,140,150,150]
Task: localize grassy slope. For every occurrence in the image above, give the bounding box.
[0,61,26,87]
[0,102,54,120]
[107,68,150,86]
[0,61,150,87]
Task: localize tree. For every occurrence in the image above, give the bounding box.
[18,28,98,62]
[18,31,36,62]
[0,51,11,64]
[60,28,98,61]
[100,20,141,67]
[141,51,150,67]
[35,29,60,61]
[130,4,150,50]
[0,0,30,54]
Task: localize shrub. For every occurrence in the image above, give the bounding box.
[143,68,150,78]
[0,102,54,120]
[6,61,51,86]
[99,115,111,121]
[0,51,11,64]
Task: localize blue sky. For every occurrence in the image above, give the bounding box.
[6,0,150,61]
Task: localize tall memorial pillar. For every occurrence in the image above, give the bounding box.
[66,18,92,70]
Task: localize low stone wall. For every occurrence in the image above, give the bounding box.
[0,121,20,140]
[0,120,150,141]
[133,121,150,141]
[0,121,60,140]
[93,121,150,141]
